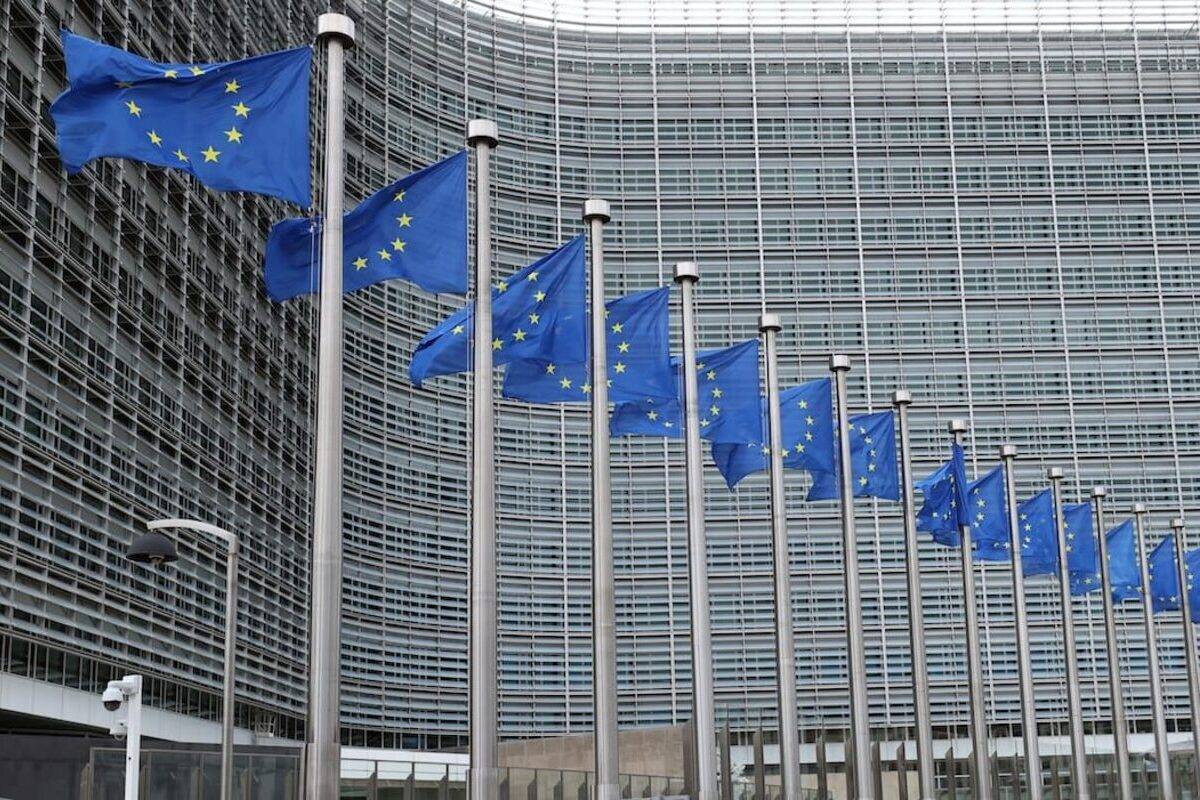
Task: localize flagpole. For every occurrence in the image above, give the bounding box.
[1090,486,1133,798]
[999,445,1042,800]
[892,391,935,800]
[306,13,354,800]
[948,420,992,800]
[467,118,499,800]
[760,314,801,800]
[829,355,872,800]
[675,261,718,800]
[1047,468,1089,800]
[1169,517,1200,789]
[584,198,619,800]
[1132,504,1173,800]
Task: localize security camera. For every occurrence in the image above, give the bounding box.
[102,685,125,712]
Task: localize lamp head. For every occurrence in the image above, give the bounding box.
[127,531,178,567]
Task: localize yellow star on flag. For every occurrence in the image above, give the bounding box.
[526,271,539,281]
[513,329,527,342]
[560,377,573,389]
[397,213,412,227]
[492,338,503,350]
[528,313,540,325]
[173,149,188,162]
[582,383,592,394]
[125,100,141,117]
[391,238,406,252]
[224,126,243,143]
[352,257,368,270]
[188,66,204,76]
[647,411,659,421]
[452,324,465,335]
[618,342,630,352]
[164,69,179,78]
[614,362,627,373]
[545,364,557,374]
[706,370,716,380]
[147,130,163,146]
[201,145,220,162]
[393,190,405,202]
[232,102,251,118]
[377,249,392,261]
[611,322,623,333]
[534,291,546,302]
[224,80,240,93]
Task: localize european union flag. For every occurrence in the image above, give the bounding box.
[500,287,674,404]
[51,31,311,206]
[1105,519,1142,603]
[709,379,835,490]
[409,236,586,386]
[1017,489,1058,577]
[609,340,760,444]
[1148,534,1182,613]
[263,152,467,301]
[963,465,1012,562]
[1186,548,1200,618]
[1063,502,1101,595]
[805,411,900,502]
[916,444,970,547]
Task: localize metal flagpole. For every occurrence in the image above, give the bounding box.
[829,355,873,800]
[1047,468,1089,800]
[584,198,619,800]
[467,118,500,800]
[1169,517,1200,789]
[306,13,355,800]
[1091,487,1133,799]
[999,445,1042,800]
[948,420,992,800]
[892,391,935,800]
[760,314,801,800]
[1132,504,1173,800]
[675,262,718,800]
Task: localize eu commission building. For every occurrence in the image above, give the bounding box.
[3,0,1200,793]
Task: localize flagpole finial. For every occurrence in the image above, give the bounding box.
[758,313,781,333]
[1047,466,1064,480]
[948,418,967,434]
[674,261,699,283]
[1000,444,1017,459]
[1092,486,1107,499]
[830,354,850,371]
[1172,517,1186,531]
[467,119,499,147]
[1133,502,1148,515]
[582,198,611,223]
[317,12,356,46]
[891,389,912,406]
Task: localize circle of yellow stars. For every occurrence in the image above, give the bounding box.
[352,189,412,271]
[117,66,251,166]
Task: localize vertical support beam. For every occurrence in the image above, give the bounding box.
[830,355,873,799]
[1091,487,1132,799]
[675,261,718,800]
[584,198,619,800]
[1132,504,1172,800]
[753,727,766,800]
[307,13,355,800]
[1047,469,1090,800]
[948,420,991,800]
[468,117,500,800]
[1169,517,1200,791]
[760,314,802,800]
[892,391,936,800]
[720,723,734,800]
[221,542,239,800]
[999,445,1042,800]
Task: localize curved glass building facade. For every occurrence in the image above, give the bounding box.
[4,0,1200,754]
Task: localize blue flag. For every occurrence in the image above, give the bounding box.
[409,236,586,386]
[1186,548,1200,618]
[609,340,760,444]
[51,31,311,206]
[916,444,971,548]
[1017,489,1058,578]
[263,152,467,301]
[500,287,674,404]
[1105,520,1142,603]
[1148,534,1181,613]
[708,379,836,490]
[963,465,1012,562]
[805,411,900,502]
[1064,502,1101,595]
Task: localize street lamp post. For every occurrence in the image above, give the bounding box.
[129,518,239,800]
